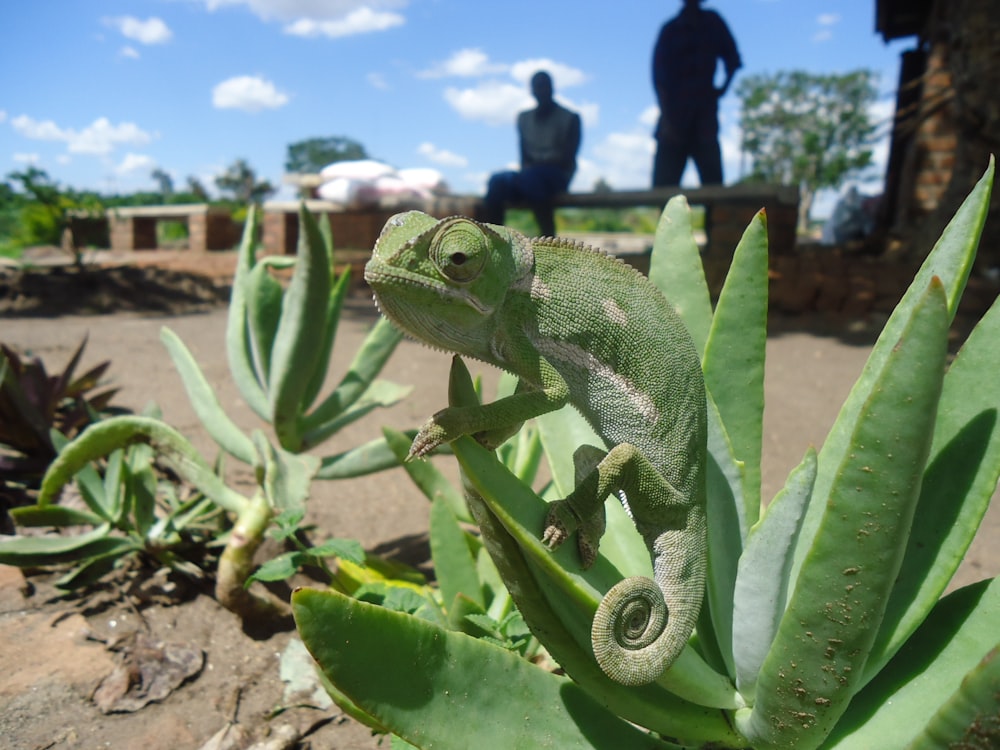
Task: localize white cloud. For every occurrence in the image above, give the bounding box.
[105,16,173,45]
[212,75,290,112]
[444,81,531,126]
[11,115,69,141]
[817,13,841,26]
[419,48,508,79]
[69,118,153,155]
[417,142,468,168]
[812,29,833,43]
[588,130,656,189]
[116,152,157,175]
[367,72,389,90]
[121,46,141,59]
[203,0,404,20]
[200,0,407,37]
[12,153,40,165]
[0,110,7,124]
[10,115,153,155]
[284,8,404,37]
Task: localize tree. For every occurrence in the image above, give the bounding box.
[214,159,275,204]
[185,176,209,201]
[285,136,368,174]
[151,168,174,199]
[736,70,878,232]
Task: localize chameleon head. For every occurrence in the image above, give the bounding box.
[364,210,529,355]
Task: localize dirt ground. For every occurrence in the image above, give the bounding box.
[1,250,998,750]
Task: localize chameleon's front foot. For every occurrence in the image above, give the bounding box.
[542,499,606,569]
[408,418,449,460]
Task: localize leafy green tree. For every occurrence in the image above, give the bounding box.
[185,176,209,202]
[285,136,368,174]
[214,159,275,204]
[736,70,878,232]
[151,168,174,199]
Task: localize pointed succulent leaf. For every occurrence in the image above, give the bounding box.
[864,290,1000,680]
[160,326,257,463]
[293,587,682,750]
[225,205,271,419]
[647,195,713,354]
[301,316,404,433]
[38,415,249,515]
[732,448,816,699]
[740,278,949,750]
[703,209,768,526]
[792,160,993,586]
[823,577,1000,749]
[382,427,470,522]
[301,268,352,412]
[429,496,484,611]
[269,205,333,450]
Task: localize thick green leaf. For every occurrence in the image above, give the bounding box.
[293,587,679,749]
[647,195,713,355]
[244,260,284,384]
[315,434,406,480]
[225,205,271,420]
[702,393,747,678]
[383,427,470,522]
[269,205,333,449]
[732,449,816,700]
[160,327,257,464]
[301,317,405,436]
[10,504,106,528]
[740,279,949,750]
[823,577,1000,749]
[301,379,411,450]
[792,160,993,586]
[253,431,320,514]
[0,524,136,566]
[703,210,768,526]
[301,268,352,412]
[38,416,249,515]
[429,496,484,610]
[906,644,1000,749]
[865,290,1000,680]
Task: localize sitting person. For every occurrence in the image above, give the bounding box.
[483,70,581,237]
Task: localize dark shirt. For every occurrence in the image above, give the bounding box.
[653,8,741,127]
[518,102,582,178]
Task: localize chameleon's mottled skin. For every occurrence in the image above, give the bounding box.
[364,210,707,686]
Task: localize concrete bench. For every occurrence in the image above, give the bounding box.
[543,183,799,256]
[107,204,238,252]
[262,184,799,291]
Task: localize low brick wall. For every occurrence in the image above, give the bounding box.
[765,245,998,324]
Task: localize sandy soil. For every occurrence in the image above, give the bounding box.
[1,253,997,749]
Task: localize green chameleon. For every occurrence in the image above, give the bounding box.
[364,210,707,687]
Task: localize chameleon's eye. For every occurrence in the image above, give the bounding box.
[430,220,488,282]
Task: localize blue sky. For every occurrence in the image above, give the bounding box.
[0,1,911,217]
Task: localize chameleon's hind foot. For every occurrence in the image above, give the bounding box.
[543,499,606,569]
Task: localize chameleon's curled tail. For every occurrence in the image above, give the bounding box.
[591,519,707,686]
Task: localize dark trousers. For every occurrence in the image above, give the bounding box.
[483,164,571,237]
[653,107,723,187]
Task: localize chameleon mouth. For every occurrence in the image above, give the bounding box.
[364,260,492,315]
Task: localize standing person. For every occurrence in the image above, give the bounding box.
[652,0,742,187]
[483,70,581,237]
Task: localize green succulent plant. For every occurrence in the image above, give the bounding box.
[293,161,999,749]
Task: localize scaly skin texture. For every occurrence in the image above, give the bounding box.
[364,210,707,686]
